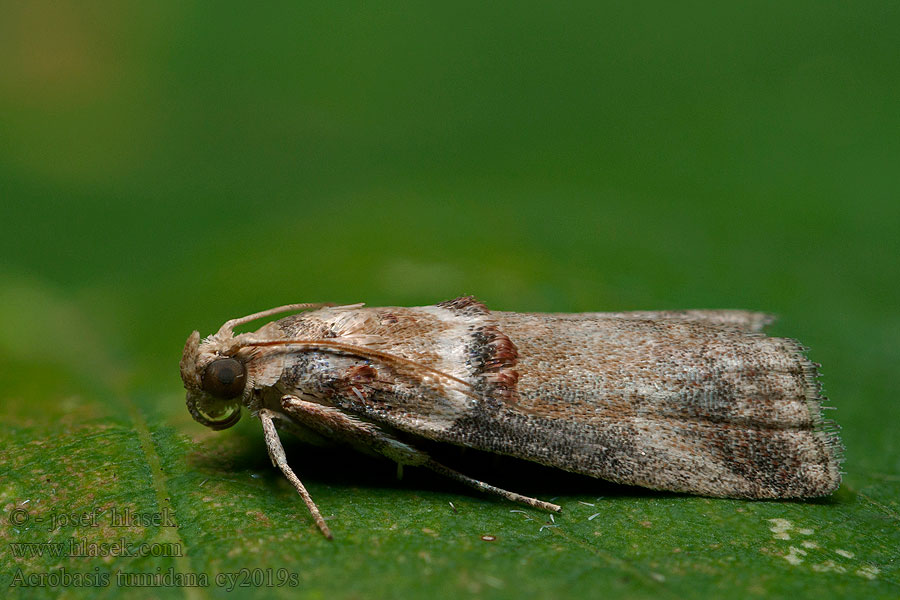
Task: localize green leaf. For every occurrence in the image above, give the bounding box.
[2,3,899,598]
[2,265,898,599]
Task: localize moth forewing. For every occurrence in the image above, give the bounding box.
[180,296,842,539]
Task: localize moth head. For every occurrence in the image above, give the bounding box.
[181,302,346,431]
[181,330,245,430]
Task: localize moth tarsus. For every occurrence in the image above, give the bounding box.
[181,296,843,539]
[423,458,562,513]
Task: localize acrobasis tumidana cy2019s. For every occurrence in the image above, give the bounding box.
[180,296,842,539]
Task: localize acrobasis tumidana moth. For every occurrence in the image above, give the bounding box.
[179,296,842,539]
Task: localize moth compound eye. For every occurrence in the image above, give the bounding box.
[202,358,247,399]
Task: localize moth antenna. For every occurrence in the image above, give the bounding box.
[216,303,335,337]
[242,339,478,399]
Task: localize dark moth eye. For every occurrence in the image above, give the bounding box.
[202,358,247,399]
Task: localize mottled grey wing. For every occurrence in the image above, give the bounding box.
[317,304,841,499]
[588,309,775,333]
[437,312,842,499]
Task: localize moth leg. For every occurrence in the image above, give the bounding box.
[258,408,333,540]
[423,460,561,513]
[279,395,561,513]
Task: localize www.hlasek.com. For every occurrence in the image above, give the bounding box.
[8,539,182,559]
[9,567,300,590]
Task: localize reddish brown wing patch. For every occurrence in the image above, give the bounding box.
[436,295,490,314]
[346,364,377,383]
[438,296,521,407]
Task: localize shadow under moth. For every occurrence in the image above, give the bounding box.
[179,296,842,539]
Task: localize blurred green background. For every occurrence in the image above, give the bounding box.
[1,2,898,599]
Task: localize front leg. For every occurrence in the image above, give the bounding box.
[258,408,332,539]
[277,395,561,518]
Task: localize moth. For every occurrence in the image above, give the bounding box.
[180,296,842,539]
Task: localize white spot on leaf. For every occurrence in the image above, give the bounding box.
[768,518,792,540]
[812,560,846,574]
[783,546,807,566]
[856,565,880,580]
